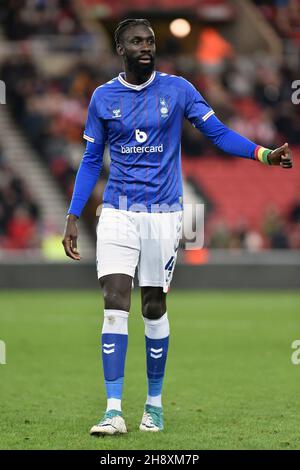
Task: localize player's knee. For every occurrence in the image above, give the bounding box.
[142,301,165,320]
[103,290,130,312]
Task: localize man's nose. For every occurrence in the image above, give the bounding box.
[140,41,151,51]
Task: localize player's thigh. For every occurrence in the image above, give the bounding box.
[138,211,182,293]
[100,274,133,312]
[96,208,140,280]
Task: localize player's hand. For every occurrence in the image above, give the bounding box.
[268,143,293,169]
[62,214,81,260]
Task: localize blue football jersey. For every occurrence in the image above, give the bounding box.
[83,71,214,212]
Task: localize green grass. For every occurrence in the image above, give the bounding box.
[0,290,299,450]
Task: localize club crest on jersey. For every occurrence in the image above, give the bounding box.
[160,97,168,118]
[112,108,122,118]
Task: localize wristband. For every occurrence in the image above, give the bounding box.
[254,146,272,165]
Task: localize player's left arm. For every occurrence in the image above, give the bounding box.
[198,114,293,169]
[182,78,292,169]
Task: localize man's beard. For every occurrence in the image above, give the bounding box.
[125,54,155,77]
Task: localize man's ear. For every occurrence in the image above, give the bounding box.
[116,43,124,57]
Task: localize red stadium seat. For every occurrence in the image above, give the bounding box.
[182,149,300,230]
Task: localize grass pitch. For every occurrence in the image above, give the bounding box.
[0,290,299,450]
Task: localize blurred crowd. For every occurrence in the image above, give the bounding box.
[0,0,88,40]
[254,0,300,38]
[207,199,300,250]
[0,54,110,231]
[181,25,300,155]
[0,145,41,250]
[0,0,300,251]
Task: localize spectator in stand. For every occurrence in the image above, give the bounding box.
[227,98,277,149]
[289,192,300,223]
[0,155,41,250]
[289,222,300,249]
[208,221,231,248]
[253,0,300,36]
[5,206,39,250]
[0,0,89,40]
[244,230,264,251]
[270,221,290,248]
[273,0,300,35]
[196,27,234,74]
[262,205,290,248]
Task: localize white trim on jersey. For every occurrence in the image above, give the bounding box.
[83,133,95,143]
[202,109,215,122]
[117,71,156,91]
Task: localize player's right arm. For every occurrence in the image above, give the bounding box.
[62,90,106,260]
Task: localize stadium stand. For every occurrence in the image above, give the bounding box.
[0,54,110,235]
[0,0,88,40]
[253,0,300,40]
[183,154,300,249]
[80,0,234,20]
[0,0,299,254]
[180,10,300,250]
[0,144,41,250]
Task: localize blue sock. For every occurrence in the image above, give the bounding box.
[101,309,128,412]
[144,313,170,408]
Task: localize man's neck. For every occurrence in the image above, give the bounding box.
[124,69,153,86]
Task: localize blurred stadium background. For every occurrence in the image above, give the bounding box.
[0,0,300,289]
[1,0,300,451]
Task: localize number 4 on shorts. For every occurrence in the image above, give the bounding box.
[165,256,175,272]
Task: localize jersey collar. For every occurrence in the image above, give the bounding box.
[118,71,156,91]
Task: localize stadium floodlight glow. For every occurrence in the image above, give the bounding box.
[169,19,191,38]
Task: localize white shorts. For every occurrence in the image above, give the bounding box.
[96,208,183,293]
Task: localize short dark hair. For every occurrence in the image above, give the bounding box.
[114,18,152,46]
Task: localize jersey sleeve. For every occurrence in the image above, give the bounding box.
[67,140,105,217]
[83,90,106,145]
[183,79,215,129]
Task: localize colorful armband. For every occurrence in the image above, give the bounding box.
[254,146,272,165]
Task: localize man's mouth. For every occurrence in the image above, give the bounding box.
[138,56,152,64]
